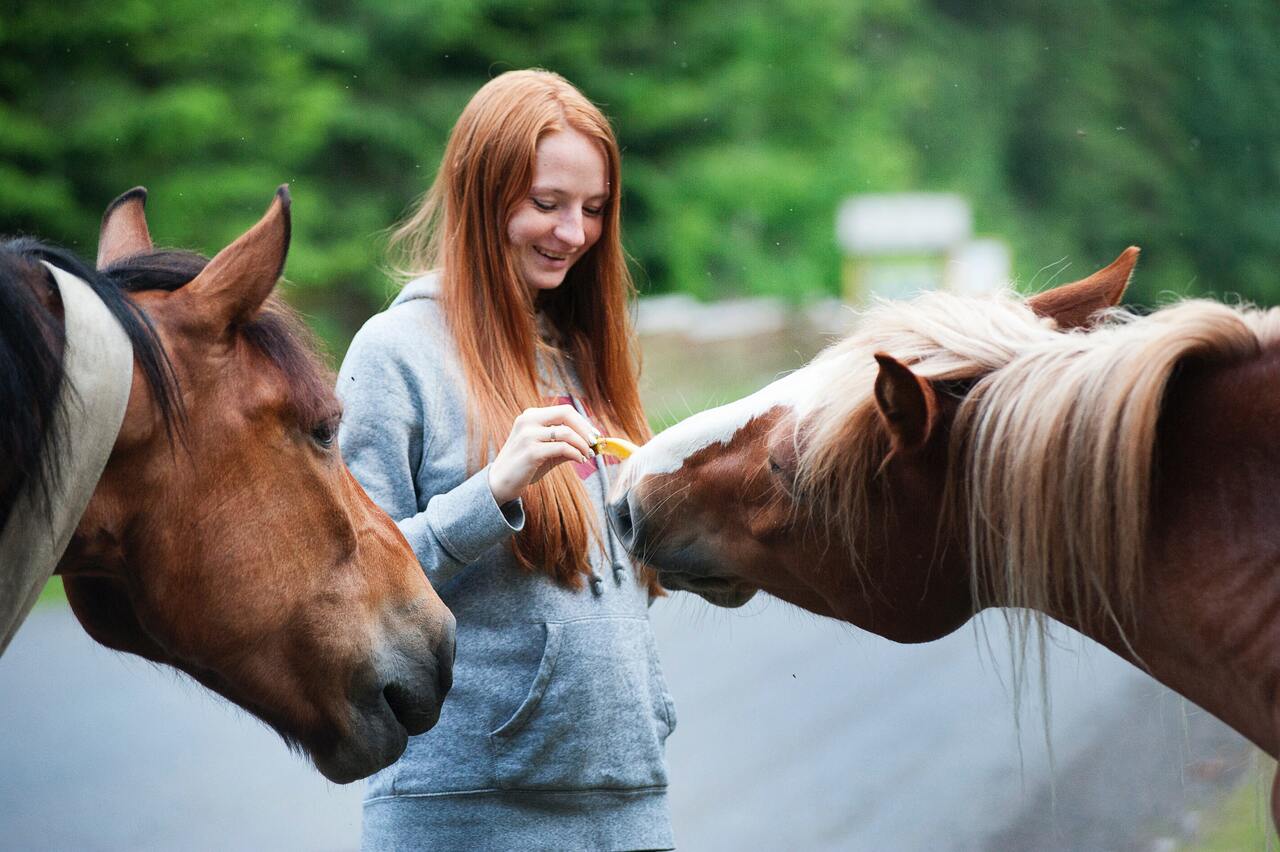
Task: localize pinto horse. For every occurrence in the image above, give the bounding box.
[0,188,454,783]
[610,248,1280,827]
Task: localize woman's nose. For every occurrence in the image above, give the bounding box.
[554,210,586,248]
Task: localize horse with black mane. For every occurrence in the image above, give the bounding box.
[0,187,455,783]
[610,249,1280,827]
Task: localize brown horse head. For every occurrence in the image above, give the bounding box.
[608,249,1138,642]
[6,188,454,783]
[613,247,1280,831]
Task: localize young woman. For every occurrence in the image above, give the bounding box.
[337,70,676,851]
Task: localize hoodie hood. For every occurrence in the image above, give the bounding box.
[391,271,443,307]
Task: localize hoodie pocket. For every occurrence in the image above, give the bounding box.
[488,616,676,790]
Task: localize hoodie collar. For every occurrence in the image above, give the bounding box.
[391,270,443,307]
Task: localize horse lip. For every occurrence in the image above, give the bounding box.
[311,645,452,783]
[383,680,445,736]
[658,569,758,608]
[311,689,440,784]
[606,492,639,549]
[311,716,408,784]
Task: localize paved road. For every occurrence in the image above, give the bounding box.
[0,599,1252,850]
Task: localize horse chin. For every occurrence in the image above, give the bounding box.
[310,694,445,784]
[312,726,408,785]
[303,633,454,783]
[659,570,759,608]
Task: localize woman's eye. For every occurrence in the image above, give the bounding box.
[531,198,555,211]
[584,206,604,217]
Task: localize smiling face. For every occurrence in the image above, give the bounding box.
[506,128,609,292]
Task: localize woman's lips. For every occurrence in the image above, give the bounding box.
[535,245,570,263]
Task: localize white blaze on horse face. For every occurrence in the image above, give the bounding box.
[620,361,834,490]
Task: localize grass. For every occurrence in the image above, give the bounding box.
[1188,757,1278,851]
[36,575,66,606]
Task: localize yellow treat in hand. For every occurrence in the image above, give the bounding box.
[592,436,639,459]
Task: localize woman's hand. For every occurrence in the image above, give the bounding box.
[487,405,599,505]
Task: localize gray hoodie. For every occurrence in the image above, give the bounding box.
[336,274,676,852]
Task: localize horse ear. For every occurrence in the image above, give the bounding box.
[1027,246,1138,330]
[873,353,937,452]
[97,187,153,269]
[184,186,291,328]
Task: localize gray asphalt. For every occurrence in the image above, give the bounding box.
[0,598,1254,851]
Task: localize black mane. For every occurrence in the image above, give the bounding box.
[0,239,184,529]
[0,239,333,532]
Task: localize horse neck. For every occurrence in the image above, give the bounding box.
[1045,346,1280,758]
[1048,574,1280,759]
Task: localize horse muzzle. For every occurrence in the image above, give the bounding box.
[606,488,643,553]
[608,489,758,608]
[313,613,456,784]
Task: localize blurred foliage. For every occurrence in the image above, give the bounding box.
[3,0,1279,354]
[1187,756,1278,851]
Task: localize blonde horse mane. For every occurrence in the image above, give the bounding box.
[797,288,1280,636]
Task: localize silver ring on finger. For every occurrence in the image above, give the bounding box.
[548,426,559,442]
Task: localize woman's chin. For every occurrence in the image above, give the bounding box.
[524,273,569,292]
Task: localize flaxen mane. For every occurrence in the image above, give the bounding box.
[797,289,1280,638]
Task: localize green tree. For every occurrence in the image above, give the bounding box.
[4,0,1280,353]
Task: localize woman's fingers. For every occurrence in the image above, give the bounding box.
[534,438,590,474]
[489,405,603,504]
[525,404,599,441]
[536,422,593,462]
[519,405,599,458]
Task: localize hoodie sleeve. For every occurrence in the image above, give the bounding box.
[337,316,524,588]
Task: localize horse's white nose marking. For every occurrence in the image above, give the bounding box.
[628,365,829,483]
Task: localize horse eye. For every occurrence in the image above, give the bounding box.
[768,457,783,475]
[311,421,337,448]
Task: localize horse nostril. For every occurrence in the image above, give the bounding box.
[607,493,636,548]
[382,680,423,733]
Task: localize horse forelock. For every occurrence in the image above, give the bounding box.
[238,298,337,428]
[0,239,191,527]
[795,289,1279,639]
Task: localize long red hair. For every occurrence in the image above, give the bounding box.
[388,69,651,588]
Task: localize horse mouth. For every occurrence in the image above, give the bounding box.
[309,637,454,784]
[658,569,758,608]
[310,689,445,784]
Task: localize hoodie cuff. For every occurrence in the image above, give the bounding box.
[424,465,525,566]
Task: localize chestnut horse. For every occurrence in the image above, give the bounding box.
[0,187,454,783]
[610,248,1280,827]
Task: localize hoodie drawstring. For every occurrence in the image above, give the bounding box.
[569,394,627,593]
